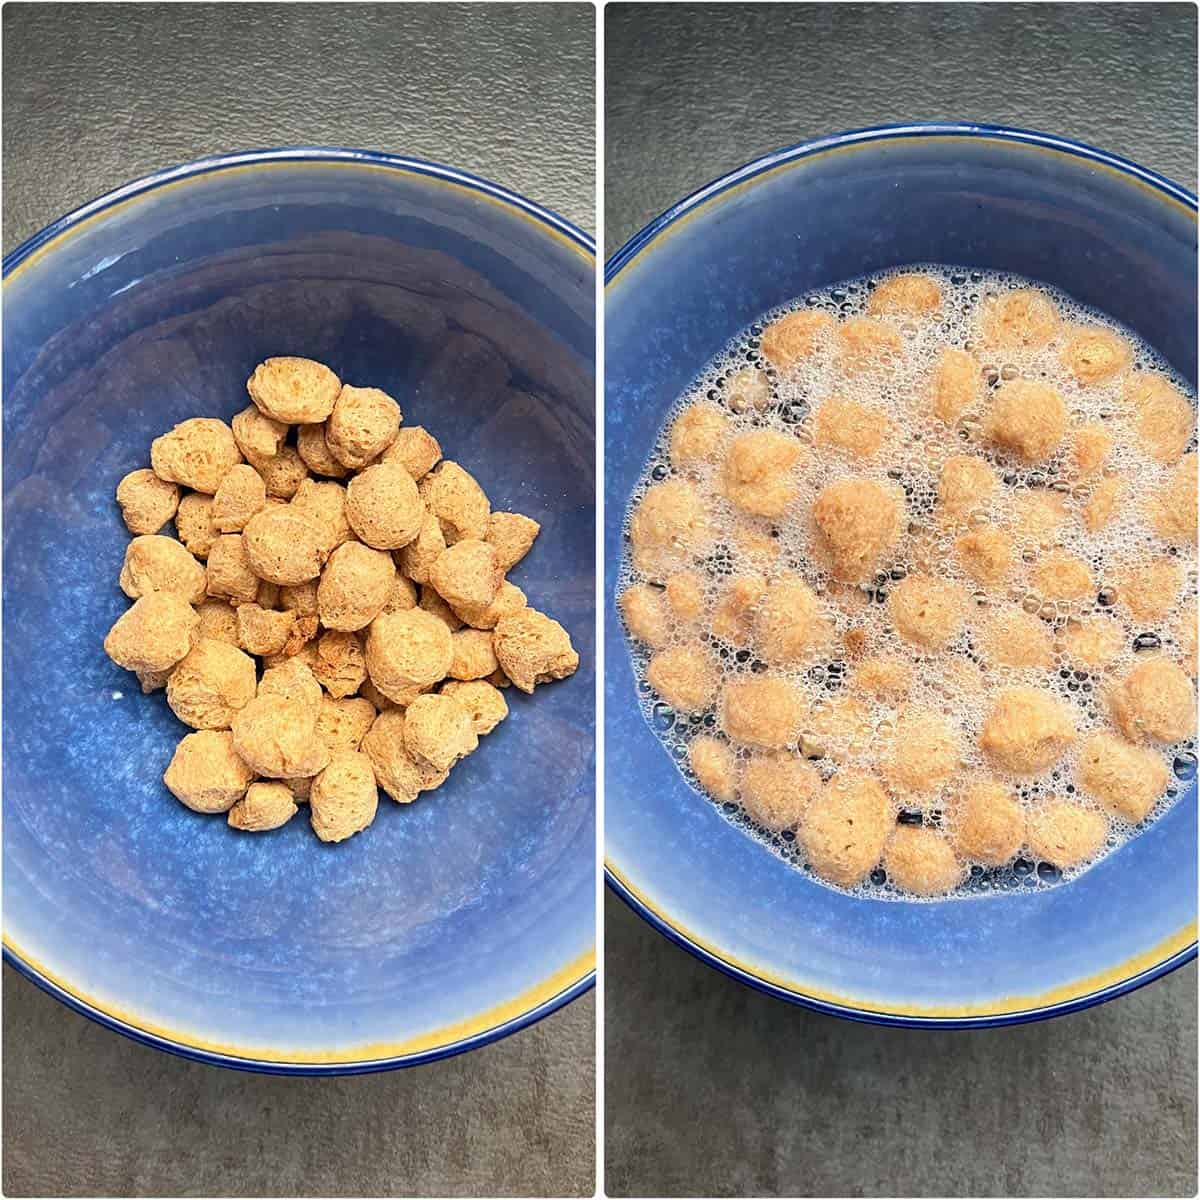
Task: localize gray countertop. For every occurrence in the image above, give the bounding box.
[604,4,1197,1197]
[2,5,595,1197]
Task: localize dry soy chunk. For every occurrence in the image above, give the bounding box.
[449,629,500,681]
[381,573,419,614]
[361,709,445,803]
[429,540,502,614]
[419,461,491,543]
[105,592,200,674]
[258,657,323,714]
[439,680,509,735]
[151,418,243,494]
[119,535,207,604]
[403,694,479,772]
[486,511,541,572]
[311,630,367,699]
[365,609,453,703]
[166,638,257,730]
[232,693,329,779]
[397,512,447,584]
[315,695,378,754]
[231,405,288,465]
[346,462,425,549]
[116,469,180,535]
[289,478,354,555]
[318,542,396,632]
[247,357,341,424]
[309,751,379,843]
[164,730,254,814]
[279,579,320,617]
[493,608,579,693]
[175,493,220,559]
[211,464,268,532]
[228,782,299,832]
[242,507,329,585]
[296,422,351,479]
[420,584,465,631]
[450,579,526,631]
[326,384,401,468]
[381,425,442,480]
[236,603,297,657]
[255,444,310,499]
[206,534,262,604]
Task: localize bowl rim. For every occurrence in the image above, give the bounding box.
[604,120,1198,1029]
[3,145,596,1074]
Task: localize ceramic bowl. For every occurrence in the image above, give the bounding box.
[4,148,595,1072]
[605,124,1196,1027]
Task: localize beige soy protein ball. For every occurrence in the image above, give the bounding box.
[346,461,425,550]
[868,272,941,317]
[979,288,1060,349]
[104,592,200,674]
[296,422,350,479]
[318,542,396,632]
[486,511,541,571]
[1148,454,1198,545]
[175,493,219,559]
[724,366,772,413]
[211,464,267,533]
[247,357,341,424]
[978,607,1055,670]
[1059,617,1126,671]
[760,309,834,373]
[980,686,1076,775]
[711,571,767,647]
[721,675,806,750]
[1076,730,1169,823]
[888,574,968,650]
[1027,799,1109,869]
[620,583,672,648]
[195,599,240,646]
[1082,476,1125,533]
[381,573,418,614]
[1072,423,1113,477]
[115,469,180,535]
[801,772,893,887]
[316,695,377,755]
[362,708,446,803]
[1108,657,1197,744]
[812,395,889,460]
[754,576,832,666]
[397,512,447,584]
[688,736,736,802]
[420,584,465,631]
[309,751,379,843]
[430,539,502,617]
[449,629,499,681]
[231,404,288,466]
[258,657,323,713]
[645,642,718,713]
[1125,373,1195,464]
[1030,550,1094,604]
[311,630,367,699]
[381,425,442,481]
[670,403,728,467]
[236,603,296,657]
[812,477,904,583]
[365,608,454,703]
[493,608,580,693]
[984,380,1067,463]
[228,782,299,832]
[150,418,243,494]
[439,680,509,736]
[836,317,903,376]
[1114,559,1182,624]
[883,826,964,896]
[954,526,1016,586]
[166,638,257,729]
[119,535,207,604]
[665,572,707,622]
[937,455,997,522]
[164,729,254,814]
[419,461,491,543]
[880,706,961,797]
[629,478,715,578]
[232,693,330,779]
[739,753,819,830]
[205,534,263,604]
[256,444,310,499]
[289,478,354,554]
[723,429,804,518]
[326,384,401,469]
[851,654,913,701]
[1059,325,1131,386]
[403,693,479,772]
[952,780,1026,866]
[242,507,329,585]
[929,347,981,425]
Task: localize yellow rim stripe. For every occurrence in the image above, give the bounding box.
[609,863,1194,1018]
[5,934,594,1064]
[5,157,593,285]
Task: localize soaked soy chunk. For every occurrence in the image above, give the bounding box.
[1030,550,1093,604]
[1125,373,1195,464]
[952,780,1025,867]
[151,418,243,494]
[1071,423,1113,477]
[669,403,728,466]
[664,572,707,622]
[954,525,1015,586]
[1007,489,1068,548]
[1076,730,1169,823]
[723,429,804,518]
[888,573,967,650]
[850,654,912,701]
[689,736,736,802]
[1059,325,1131,386]
[760,310,833,373]
[801,772,892,887]
[1108,657,1197,744]
[880,706,961,797]
[984,380,1066,463]
[977,606,1055,669]
[937,455,997,522]
[1147,453,1198,545]
[1173,600,1198,676]
[247,356,340,424]
[1027,799,1108,869]
[721,675,806,750]
[1114,558,1182,624]
[621,584,671,648]
[883,826,964,896]
[929,347,980,425]
[646,642,717,714]
[629,479,715,578]
[1082,476,1125,533]
[812,395,889,460]
[812,477,904,583]
[710,573,766,648]
[867,272,941,317]
[836,317,903,376]
[754,575,832,666]
[740,753,819,831]
[116,469,180,535]
[979,288,1059,349]
[979,686,1076,776]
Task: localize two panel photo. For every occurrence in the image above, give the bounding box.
[2,3,1197,1198]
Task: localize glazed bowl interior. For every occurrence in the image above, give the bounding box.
[4,150,595,1070]
[605,126,1197,1025]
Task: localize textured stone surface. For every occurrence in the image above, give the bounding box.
[606,2,1197,255]
[605,4,1197,1197]
[2,5,595,1197]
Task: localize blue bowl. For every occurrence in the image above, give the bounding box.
[4,148,595,1072]
[605,124,1197,1027]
